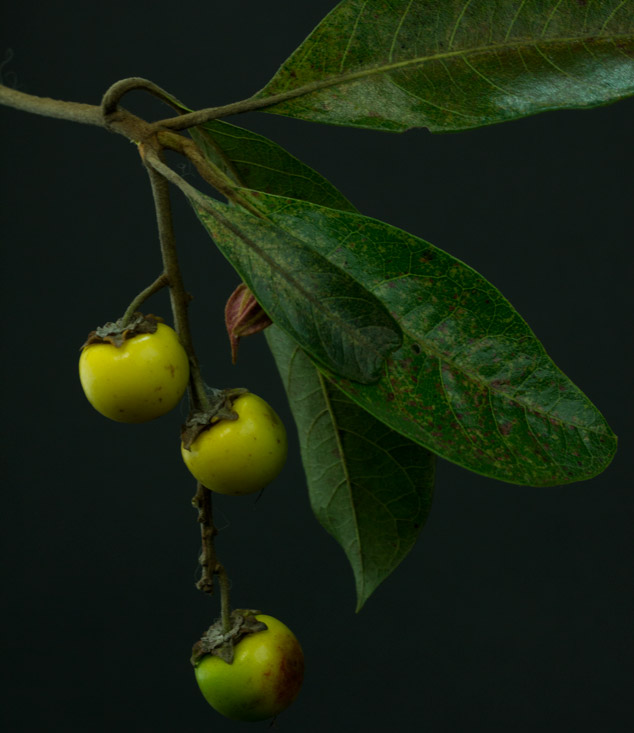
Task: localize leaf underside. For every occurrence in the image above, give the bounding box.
[189,120,358,211]
[257,0,634,132]
[190,193,402,384]
[238,188,617,487]
[267,325,434,611]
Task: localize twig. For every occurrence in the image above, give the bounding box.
[216,564,232,635]
[121,272,169,325]
[143,155,209,411]
[0,84,103,126]
[192,482,217,596]
[101,76,187,119]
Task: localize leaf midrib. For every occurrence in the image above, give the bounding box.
[317,371,363,566]
[255,199,609,437]
[311,363,418,598]
[196,200,396,374]
[380,294,609,436]
[286,342,366,595]
[264,32,633,101]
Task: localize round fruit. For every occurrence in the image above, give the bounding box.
[79,323,189,423]
[181,393,287,495]
[194,614,304,721]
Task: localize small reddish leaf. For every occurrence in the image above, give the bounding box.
[224,283,273,364]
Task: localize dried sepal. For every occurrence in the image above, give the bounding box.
[81,312,163,349]
[225,283,273,363]
[191,609,268,666]
[181,387,249,449]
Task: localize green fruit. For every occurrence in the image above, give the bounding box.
[194,614,304,721]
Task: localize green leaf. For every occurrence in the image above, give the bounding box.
[188,123,436,606]
[189,193,402,383]
[257,0,634,132]
[189,120,358,211]
[266,325,434,610]
[239,189,617,486]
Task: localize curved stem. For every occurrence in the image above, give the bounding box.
[101,76,187,119]
[144,157,210,411]
[150,70,359,132]
[0,82,154,145]
[152,91,294,131]
[120,272,169,325]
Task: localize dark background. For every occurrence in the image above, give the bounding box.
[1,2,632,731]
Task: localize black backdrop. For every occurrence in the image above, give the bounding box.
[1,2,633,731]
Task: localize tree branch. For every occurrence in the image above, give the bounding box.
[0,83,103,126]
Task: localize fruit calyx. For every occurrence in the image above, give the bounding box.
[191,609,268,666]
[81,312,163,349]
[181,387,248,449]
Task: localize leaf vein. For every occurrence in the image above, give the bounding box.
[542,0,565,37]
[488,391,520,468]
[437,360,478,447]
[504,0,528,43]
[448,0,475,50]
[533,43,574,78]
[389,0,415,62]
[460,55,514,94]
[601,0,629,33]
[340,0,369,73]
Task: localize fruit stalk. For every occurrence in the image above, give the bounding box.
[192,481,218,596]
[120,273,169,325]
[144,158,209,411]
[216,565,232,635]
[191,482,232,630]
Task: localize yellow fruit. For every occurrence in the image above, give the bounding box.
[181,393,287,495]
[79,323,189,423]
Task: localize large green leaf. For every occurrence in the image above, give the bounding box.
[189,193,401,384]
[189,124,436,606]
[189,120,358,211]
[266,325,434,610]
[257,0,634,132]
[236,188,616,486]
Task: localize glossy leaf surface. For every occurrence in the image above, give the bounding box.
[267,325,434,610]
[190,194,401,384]
[241,189,617,486]
[258,0,634,132]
